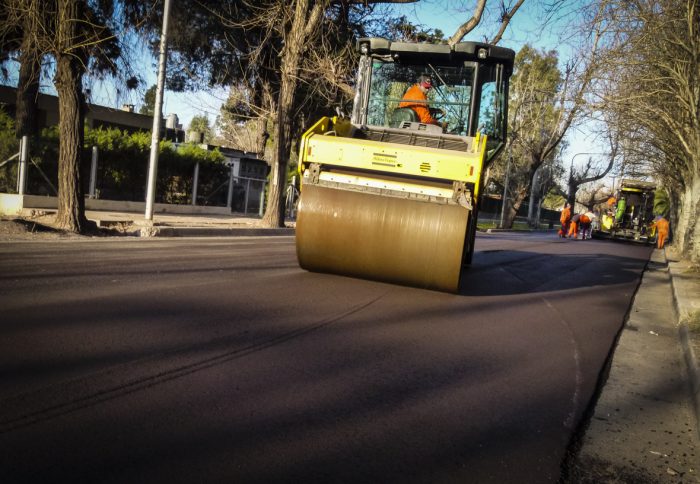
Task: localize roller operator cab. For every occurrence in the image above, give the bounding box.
[295,38,515,292]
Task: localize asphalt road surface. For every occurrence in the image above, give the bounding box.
[0,232,652,483]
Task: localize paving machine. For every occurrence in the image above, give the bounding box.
[594,179,657,243]
[295,38,515,292]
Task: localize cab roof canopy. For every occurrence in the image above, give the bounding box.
[356,37,515,70]
[621,179,657,191]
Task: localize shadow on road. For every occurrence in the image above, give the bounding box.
[460,246,653,297]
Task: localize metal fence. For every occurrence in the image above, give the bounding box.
[1,138,269,216]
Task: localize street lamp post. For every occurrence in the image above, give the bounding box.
[145,0,173,222]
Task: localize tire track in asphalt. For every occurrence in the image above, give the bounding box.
[0,293,388,434]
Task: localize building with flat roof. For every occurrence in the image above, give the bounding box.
[0,85,184,141]
[1,85,270,215]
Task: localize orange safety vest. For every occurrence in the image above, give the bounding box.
[560,207,571,224]
[399,85,437,125]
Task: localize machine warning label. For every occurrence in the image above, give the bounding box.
[372,153,397,167]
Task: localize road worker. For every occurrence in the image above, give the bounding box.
[399,74,440,125]
[559,203,571,238]
[568,213,581,239]
[580,212,595,240]
[651,216,670,249]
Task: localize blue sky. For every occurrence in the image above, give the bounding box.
[142,1,579,131]
[4,1,602,171]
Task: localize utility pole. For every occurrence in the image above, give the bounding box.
[17,136,28,195]
[499,146,512,229]
[144,0,172,221]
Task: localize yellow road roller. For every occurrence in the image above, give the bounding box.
[296,38,515,292]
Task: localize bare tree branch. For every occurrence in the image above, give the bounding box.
[448,0,487,45]
[490,0,525,45]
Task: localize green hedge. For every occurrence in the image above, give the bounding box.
[0,109,20,193]
[4,124,229,205]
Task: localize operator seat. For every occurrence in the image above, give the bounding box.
[390,107,418,127]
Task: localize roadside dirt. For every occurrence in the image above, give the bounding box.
[0,214,132,241]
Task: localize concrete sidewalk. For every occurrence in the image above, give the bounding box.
[566,248,700,482]
[83,209,295,237]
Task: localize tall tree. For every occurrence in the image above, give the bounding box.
[591,0,700,262]
[0,0,43,138]
[53,0,90,230]
[163,0,522,227]
[139,84,156,115]
[566,129,619,208]
[14,0,42,138]
[489,45,566,228]
[2,0,152,232]
[187,114,213,143]
[162,0,414,226]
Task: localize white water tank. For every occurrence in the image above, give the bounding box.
[166,113,179,129]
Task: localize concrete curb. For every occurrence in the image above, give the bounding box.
[679,323,700,438]
[484,228,558,233]
[139,226,295,237]
[668,249,700,437]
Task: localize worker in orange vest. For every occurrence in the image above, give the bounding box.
[652,216,670,249]
[568,213,581,239]
[399,75,440,125]
[559,203,571,238]
[579,212,594,240]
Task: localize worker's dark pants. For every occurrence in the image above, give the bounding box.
[580,222,591,239]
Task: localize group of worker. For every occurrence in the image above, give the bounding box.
[558,201,670,249]
[558,203,596,240]
[401,76,675,251]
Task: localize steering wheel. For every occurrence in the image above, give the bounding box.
[430,108,445,120]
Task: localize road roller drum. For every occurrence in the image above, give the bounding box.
[296,184,470,292]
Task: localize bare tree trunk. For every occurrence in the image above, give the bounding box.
[674,176,700,263]
[527,168,540,226]
[53,0,87,232]
[502,203,517,229]
[264,93,294,227]
[255,117,268,158]
[567,176,578,209]
[502,188,528,229]
[689,181,700,264]
[15,0,42,138]
[261,0,325,227]
[16,55,41,138]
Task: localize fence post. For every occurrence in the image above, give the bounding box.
[17,135,29,195]
[259,180,265,217]
[192,162,200,205]
[244,179,250,214]
[89,146,98,198]
[286,175,296,218]
[226,163,234,209]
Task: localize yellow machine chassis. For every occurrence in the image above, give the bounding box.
[295,117,489,293]
[298,117,487,196]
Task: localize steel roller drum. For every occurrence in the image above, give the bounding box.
[295,184,470,292]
